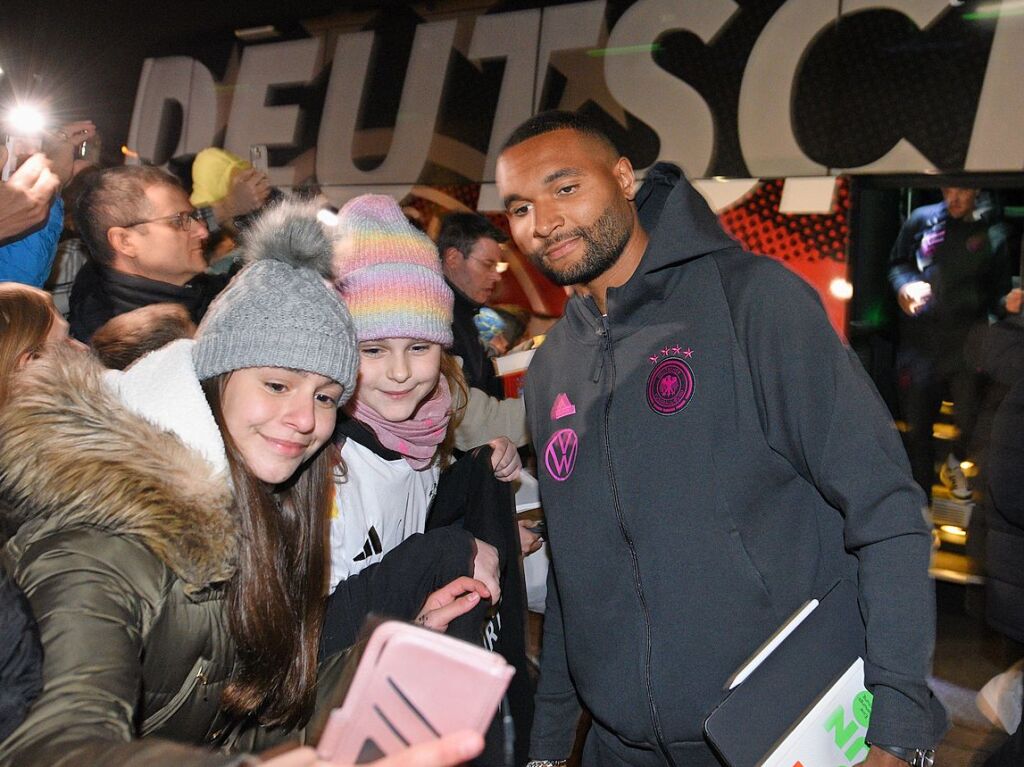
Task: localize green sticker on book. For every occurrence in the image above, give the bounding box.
[853,690,873,727]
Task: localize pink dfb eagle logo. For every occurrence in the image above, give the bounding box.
[646,357,694,415]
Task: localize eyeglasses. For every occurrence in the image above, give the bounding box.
[468,254,509,274]
[121,209,203,231]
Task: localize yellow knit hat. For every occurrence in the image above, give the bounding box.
[189,148,250,207]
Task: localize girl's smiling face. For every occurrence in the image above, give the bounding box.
[221,367,343,484]
[354,338,443,423]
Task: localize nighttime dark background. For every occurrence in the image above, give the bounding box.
[0,0,357,163]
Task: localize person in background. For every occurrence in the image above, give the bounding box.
[69,165,220,342]
[437,212,508,398]
[889,187,1014,500]
[0,122,95,287]
[0,208,486,767]
[90,302,197,370]
[435,213,530,449]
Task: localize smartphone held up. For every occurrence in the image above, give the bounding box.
[318,622,514,765]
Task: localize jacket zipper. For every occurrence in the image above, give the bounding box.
[598,313,677,766]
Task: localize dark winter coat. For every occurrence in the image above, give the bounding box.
[0,348,344,767]
[69,260,228,342]
[986,377,1024,644]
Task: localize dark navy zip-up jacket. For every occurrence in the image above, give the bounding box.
[525,168,946,765]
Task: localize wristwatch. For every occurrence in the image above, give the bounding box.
[872,743,936,766]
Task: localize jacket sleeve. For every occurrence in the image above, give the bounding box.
[528,562,581,760]
[0,197,63,288]
[728,259,945,749]
[887,211,924,293]
[0,530,249,767]
[452,362,530,449]
[321,527,475,657]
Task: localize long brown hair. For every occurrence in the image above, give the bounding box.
[436,351,468,469]
[202,375,330,729]
[0,283,55,406]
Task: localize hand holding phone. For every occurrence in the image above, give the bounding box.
[318,622,513,765]
[249,143,269,174]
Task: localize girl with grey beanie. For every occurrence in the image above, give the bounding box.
[0,199,484,767]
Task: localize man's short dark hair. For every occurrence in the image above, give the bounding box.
[90,302,196,369]
[437,212,508,260]
[500,110,620,157]
[74,165,183,266]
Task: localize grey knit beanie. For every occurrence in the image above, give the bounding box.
[192,199,358,400]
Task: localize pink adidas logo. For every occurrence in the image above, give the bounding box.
[550,393,576,420]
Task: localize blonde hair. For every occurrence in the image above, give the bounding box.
[0,283,55,405]
[437,351,468,469]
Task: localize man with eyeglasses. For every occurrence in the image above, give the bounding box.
[68,166,227,342]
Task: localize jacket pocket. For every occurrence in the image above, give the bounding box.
[140,656,209,736]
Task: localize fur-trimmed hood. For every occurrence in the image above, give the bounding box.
[0,343,237,588]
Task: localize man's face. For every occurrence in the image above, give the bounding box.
[496,128,635,287]
[942,187,979,220]
[443,236,505,305]
[122,184,208,285]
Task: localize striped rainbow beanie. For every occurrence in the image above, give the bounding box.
[332,195,453,345]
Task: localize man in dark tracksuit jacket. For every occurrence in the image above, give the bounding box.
[495,112,946,767]
[887,189,1011,497]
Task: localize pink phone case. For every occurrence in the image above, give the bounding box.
[317,621,514,764]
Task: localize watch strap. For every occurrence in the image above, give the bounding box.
[872,743,936,766]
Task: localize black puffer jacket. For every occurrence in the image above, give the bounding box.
[986,377,1024,643]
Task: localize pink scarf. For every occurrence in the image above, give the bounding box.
[346,377,452,470]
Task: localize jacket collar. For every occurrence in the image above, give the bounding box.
[0,344,237,589]
[99,263,209,315]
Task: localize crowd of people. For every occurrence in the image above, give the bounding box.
[1,106,1022,767]
[0,134,535,766]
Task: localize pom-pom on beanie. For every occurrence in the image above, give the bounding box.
[332,195,453,345]
[192,199,358,400]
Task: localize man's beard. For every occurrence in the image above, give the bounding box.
[529,202,633,287]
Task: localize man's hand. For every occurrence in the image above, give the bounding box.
[854,746,912,767]
[45,120,97,183]
[488,436,522,482]
[517,520,543,557]
[897,281,932,316]
[414,576,491,632]
[1005,287,1022,315]
[226,167,271,218]
[0,153,60,241]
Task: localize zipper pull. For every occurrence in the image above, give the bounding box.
[591,316,610,382]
